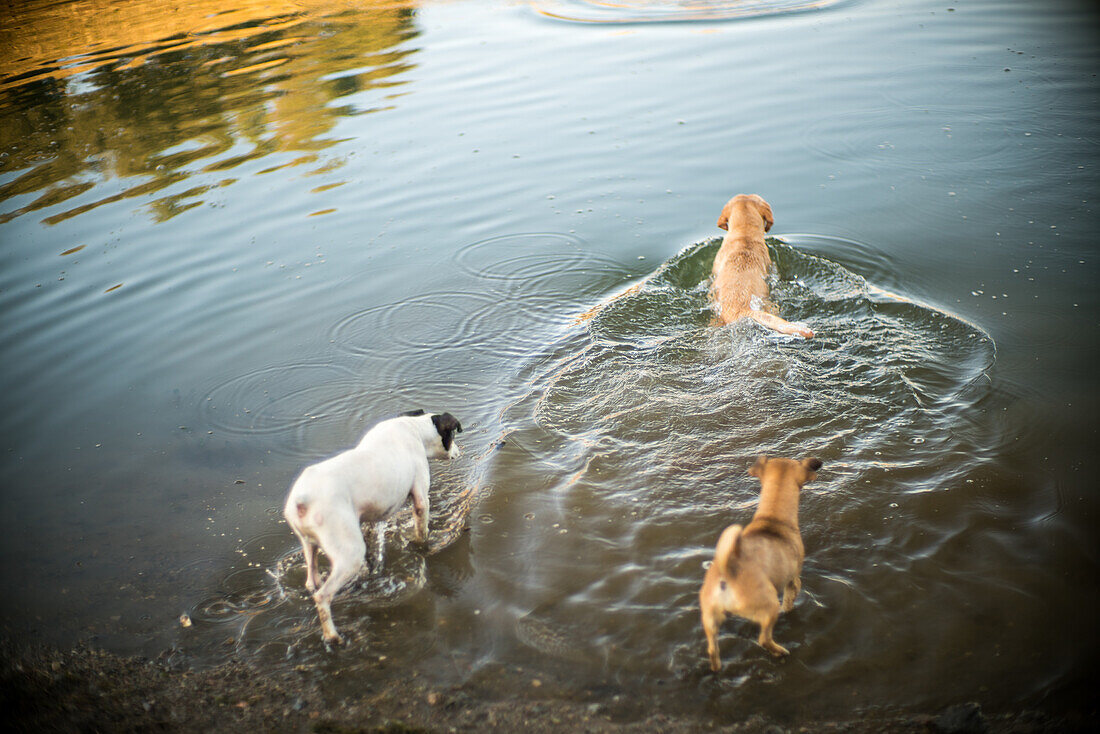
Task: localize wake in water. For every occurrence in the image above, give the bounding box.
[519,237,993,486]
[492,236,996,678]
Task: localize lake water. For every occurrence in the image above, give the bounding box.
[1,0,1097,723]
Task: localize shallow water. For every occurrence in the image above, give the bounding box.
[1,0,1097,722]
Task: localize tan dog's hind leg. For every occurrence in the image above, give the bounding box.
[782,577,801,613]
[756,605,789,657]
[747,310,814,339]
[701,604,725,672]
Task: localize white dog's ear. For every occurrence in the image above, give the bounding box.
[748,454,767,478]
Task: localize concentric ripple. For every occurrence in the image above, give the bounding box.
[330,290,575,361]
[453,232,624,296]
[325,233,626,364]
[330,291,501,356]
[800,106,1017,175]
[201,362,362,437]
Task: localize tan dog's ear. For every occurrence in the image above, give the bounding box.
[802,457,822,482]
[717,201,732,231]
[758,199,775,233]
[748,454,767,477]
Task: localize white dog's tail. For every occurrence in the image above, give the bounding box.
[713,524,743,573]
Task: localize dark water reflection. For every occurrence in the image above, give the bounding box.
[1,0,1098,725]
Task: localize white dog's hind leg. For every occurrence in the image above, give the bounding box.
[411,477,430,544]
[311,516,366,644]
[286,502,322,592]
[301,538,321,593]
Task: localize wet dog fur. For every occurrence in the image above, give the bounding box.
[699,455,822,670]
[283,410,462,644]
[712,194,814,338]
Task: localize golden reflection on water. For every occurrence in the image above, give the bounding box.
[0,0,421,225]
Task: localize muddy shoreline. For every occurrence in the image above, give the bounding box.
[2,637,1091,733]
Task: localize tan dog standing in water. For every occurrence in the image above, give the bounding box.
[699,455,822,670]
[712,194,814,338]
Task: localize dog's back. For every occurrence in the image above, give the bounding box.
[286,417,429,530]
[738,517,803,591]
[702,519,800,616]
[710,194,813,338]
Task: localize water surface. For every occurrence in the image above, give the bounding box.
[1,0,1097,722]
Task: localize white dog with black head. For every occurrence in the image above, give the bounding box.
[283,409,462,644]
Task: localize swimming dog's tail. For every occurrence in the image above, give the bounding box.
[574,282,644,324]
[747,310,814,339]
[713,524,743,573]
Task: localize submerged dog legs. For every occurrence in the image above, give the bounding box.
[702,606,725,672]
[781,577,801,613]
[757,606,789,657]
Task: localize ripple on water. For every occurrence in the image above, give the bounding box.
[453,232,620,287]
[201,362,361,437]
[191,229,625,657]
[330,291,502,356]
[493,236,996,681]
[531,0,845,24]
[800,106,1019,175]
[325,232,626,387]
[330,290,575,361]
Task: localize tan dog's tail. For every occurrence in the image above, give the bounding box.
[574,282,644,324]
[746,310,814,339]
[713,524,743,572]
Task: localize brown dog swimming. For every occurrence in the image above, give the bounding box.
[712,194,814,338]
[699,455,822,671]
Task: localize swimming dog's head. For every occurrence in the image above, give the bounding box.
[716,194,774,234]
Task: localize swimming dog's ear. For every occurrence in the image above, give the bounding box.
[802,457,822,482]
[717,200,732,231]
[757,199,774,233]
[748,454,768,478]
